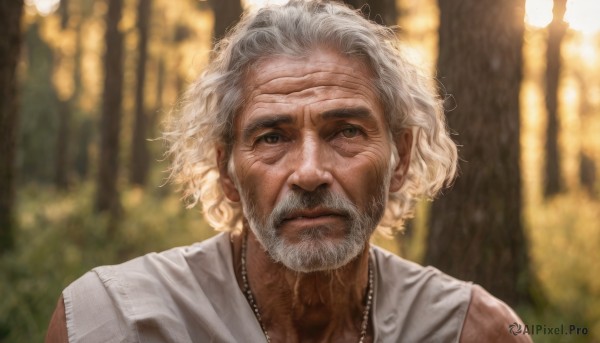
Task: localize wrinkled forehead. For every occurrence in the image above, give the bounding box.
[246,47,376,86]
[237,47,382,116]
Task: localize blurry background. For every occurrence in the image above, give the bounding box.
[0,0,599,341]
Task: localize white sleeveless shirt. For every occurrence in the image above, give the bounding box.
[63,233,472,342]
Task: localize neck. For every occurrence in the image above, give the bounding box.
[231,227,372,342]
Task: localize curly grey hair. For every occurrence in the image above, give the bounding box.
[163,0,457,236]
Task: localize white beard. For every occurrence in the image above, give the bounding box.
[239,177,389,273]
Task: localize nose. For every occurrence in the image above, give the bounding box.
[287,135,333,192]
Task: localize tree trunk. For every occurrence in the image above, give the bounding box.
[96,0,124,215]
[72,14,88,181]
[425,0,530,306]
[55,0,71,190]
[0,0,24,253]
[59,0,69,29]
[342,0,397,26]
[130,0,152,186]
[55,100,71,189]
[208,0,242,42]
[543,0,567,198]
[149,55,165,140]
[579,152,596,197]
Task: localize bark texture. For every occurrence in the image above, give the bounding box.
[425,0,531,306]
[0,0,24,253]
[55,0,72,189]
[96,0,124,214]
[130,0,152,186]
[543,0,567,198]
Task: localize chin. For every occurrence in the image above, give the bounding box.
[270,233,366,273]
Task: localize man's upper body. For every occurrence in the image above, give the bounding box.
[47,1,532,342]
[47,232,528,343]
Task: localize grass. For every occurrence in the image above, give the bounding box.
[522,190,600,342]
[0,182,213,342]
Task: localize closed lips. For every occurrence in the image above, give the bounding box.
[283,209,343,220]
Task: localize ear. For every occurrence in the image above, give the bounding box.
[216,145,241,202]
[389,129,413,193]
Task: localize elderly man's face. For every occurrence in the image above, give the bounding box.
[218,48,409,272]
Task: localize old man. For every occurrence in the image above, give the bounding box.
[47,1,531,342]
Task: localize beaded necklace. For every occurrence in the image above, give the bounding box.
[240,232,374,343]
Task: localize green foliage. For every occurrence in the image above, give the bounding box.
[521,191,600,342]
[0,182,214,342]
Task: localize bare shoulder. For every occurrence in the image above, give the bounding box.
[45,295,69,343]
[460,285,532,343]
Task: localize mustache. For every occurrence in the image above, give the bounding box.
[269,188,357,227]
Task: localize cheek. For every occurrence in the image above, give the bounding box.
[236,160,288,216]
[336,152,390,207]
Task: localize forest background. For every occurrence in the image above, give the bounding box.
[1,0,600,341]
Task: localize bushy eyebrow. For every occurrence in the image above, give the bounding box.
[242,114,293,142]
[321,107,374,121]
[241,107,376,141]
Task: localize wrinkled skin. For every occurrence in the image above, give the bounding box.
[220,47,410,267]
[218,48,410,342]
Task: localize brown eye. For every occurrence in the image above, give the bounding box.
[260,133,281,144]
[340,127,360,138]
